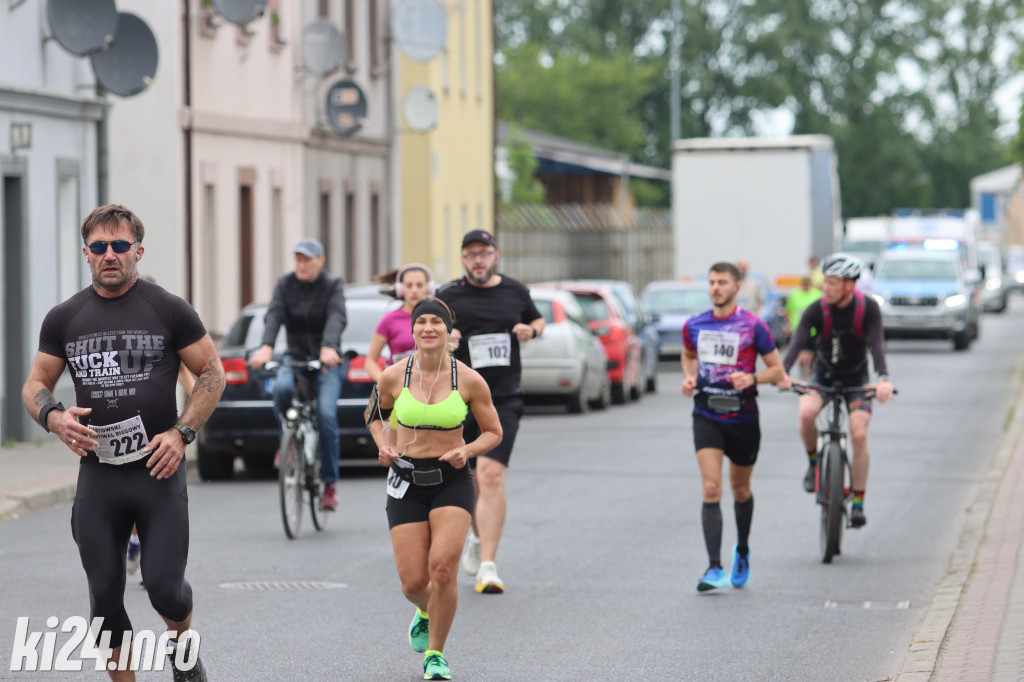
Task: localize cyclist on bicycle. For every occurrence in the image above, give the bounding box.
[778,253,893,528]
[248,238,347,511]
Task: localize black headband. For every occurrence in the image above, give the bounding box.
[411,300,453,333]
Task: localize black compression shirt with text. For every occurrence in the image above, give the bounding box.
[37,279,207,453]
[437,275,543,399]
[782,295,888,377]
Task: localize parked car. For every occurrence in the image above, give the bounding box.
[531,281,643,404]
[871,249,980,351]
[196,296,395,480]
[579,280,660,393]
[977,241,1009,313]
[640,280,710,360]
[1007,244,1024,292]
[520,288,612,413]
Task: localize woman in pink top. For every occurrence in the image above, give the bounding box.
[366,263,437,383]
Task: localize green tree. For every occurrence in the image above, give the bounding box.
[505,126,546,204]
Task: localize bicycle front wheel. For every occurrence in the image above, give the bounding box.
[820,441,844,563]
[279,431,304,539]
[308,438,327,531]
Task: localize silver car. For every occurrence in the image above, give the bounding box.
[978,241,1009,313]
[521,288,612,413]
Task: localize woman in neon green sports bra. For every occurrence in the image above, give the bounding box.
[367,298,502,680]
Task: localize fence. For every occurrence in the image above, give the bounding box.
[495,204,674,292]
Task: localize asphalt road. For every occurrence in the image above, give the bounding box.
[2,297,1024,681]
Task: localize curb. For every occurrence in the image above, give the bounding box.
[893,377,1024,681]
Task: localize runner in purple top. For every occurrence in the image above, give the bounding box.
[366,263,437,384]
[681,262,783,593]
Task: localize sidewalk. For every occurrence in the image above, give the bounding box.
[0,438,197,520]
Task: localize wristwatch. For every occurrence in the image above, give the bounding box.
[173,423,197,445]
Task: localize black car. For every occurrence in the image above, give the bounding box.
[196,295,396,480]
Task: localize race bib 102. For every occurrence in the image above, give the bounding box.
[467,333,512,369]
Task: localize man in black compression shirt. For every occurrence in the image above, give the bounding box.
[778,253,893,528]
[22,204,224,680]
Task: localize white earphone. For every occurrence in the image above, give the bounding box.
[395,263,436,298]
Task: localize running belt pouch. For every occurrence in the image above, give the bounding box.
[364,386,380,426]
[706,395,742,413]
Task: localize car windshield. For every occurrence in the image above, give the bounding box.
[572,294,611,321]
[642,289,709,314]
[533,299,554,323]
[876,259,959,280]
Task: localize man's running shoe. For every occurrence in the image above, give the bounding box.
[850,506,867,529]
[423,650,451,680]
[408,608,429,653]
[321,484,338,512]
[167,637,207,682]
[803,461,817,493]
[461,537,481,576]
[729,545,750,588]
[475,560,505,594]
[126,539,140,576]
[696,566,730,592]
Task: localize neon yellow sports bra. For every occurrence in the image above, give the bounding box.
[391,356,468,431]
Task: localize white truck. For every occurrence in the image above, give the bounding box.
[671,135,842,287]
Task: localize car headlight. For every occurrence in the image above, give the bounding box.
[944,294,967,308]
[871,294,886,306]
[1016,272,1024,284]
[986,278,1002,291]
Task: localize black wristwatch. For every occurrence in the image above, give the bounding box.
[173,423,197,445]
[39,402,66,433]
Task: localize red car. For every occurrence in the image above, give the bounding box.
[531,281,643,404]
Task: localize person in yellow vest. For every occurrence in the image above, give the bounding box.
[784,275,822,377]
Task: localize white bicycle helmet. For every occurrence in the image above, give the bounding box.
[821,252,864,280]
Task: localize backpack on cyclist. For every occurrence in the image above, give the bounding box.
[820,289,865,341]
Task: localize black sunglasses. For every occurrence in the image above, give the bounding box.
[87,240,136,255]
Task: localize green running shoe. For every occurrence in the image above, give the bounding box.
[423,650,451,680]
[408,608,429,653]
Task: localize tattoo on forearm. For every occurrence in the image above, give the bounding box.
[192,359,224,394]
[33,389,55,409]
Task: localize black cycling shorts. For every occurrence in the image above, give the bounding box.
[464,394,523,468]
[386,458,475,529]
[72,457,192,643]
[811,366,873,414]
[693,414,761,467]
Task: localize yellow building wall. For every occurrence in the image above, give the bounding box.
[398,0,494,283]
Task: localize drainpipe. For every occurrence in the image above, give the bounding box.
[182,0,194,303]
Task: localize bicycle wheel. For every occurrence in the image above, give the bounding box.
[279,431,304,539]
[819,441,844,563]
[308,437,327,531]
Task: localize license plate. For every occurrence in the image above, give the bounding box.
[264,377,274,395]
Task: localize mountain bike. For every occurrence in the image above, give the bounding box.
[267,360,327,539]
[786,382,894,563]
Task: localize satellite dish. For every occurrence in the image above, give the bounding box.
[46,0,118,57]
[212,0,266,26]
[325,80,367,136]
[89,13,159,98]
[402,85,439,133]
[303,19,346,76]
[392,0,447,63]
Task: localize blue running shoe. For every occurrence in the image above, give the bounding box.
[408,608,429,653]
[697,566,730,592]
[730,545,750,588]
[423,650,451,680]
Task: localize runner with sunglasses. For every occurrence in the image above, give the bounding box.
[22,203,223,680]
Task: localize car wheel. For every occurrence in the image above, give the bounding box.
[646,371,657,393]
[611,382,627,404]
[953,330,971,351]
[197,444,234,481]
[589,377,611,410]
[567,384,588,414]
[243,453,276,476]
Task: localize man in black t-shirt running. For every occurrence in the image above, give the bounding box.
[22,204,224,681]
[437,230,544,594]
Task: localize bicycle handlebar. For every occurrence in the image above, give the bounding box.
[781,382,898,399]
[264,359,323,372]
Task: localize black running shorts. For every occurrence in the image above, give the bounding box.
[464,394,523,468]
[692,414,762,467]
[386,459,475,529]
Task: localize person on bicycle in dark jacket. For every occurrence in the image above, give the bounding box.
[248,238,347,511]
[778,253,893,529]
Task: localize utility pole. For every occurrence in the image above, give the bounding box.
[669,0,682,144]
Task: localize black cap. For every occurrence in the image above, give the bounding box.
[461,230,497,249]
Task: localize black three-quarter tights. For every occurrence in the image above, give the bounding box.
[71,459,193,643]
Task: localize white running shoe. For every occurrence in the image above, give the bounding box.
[475,560,504,594]
[461,538,481,576]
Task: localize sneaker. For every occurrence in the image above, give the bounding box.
[696,565,730,592]
[408,608,429,653]
[850,506,867,529]
[461,537,481,576]
[126,540,140,576]
[729,545,750,588]
[803,461,817,493]
[167,638,207,682]
[321,484,338,512]
[475,560,505,594]
[423,650,451,680]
